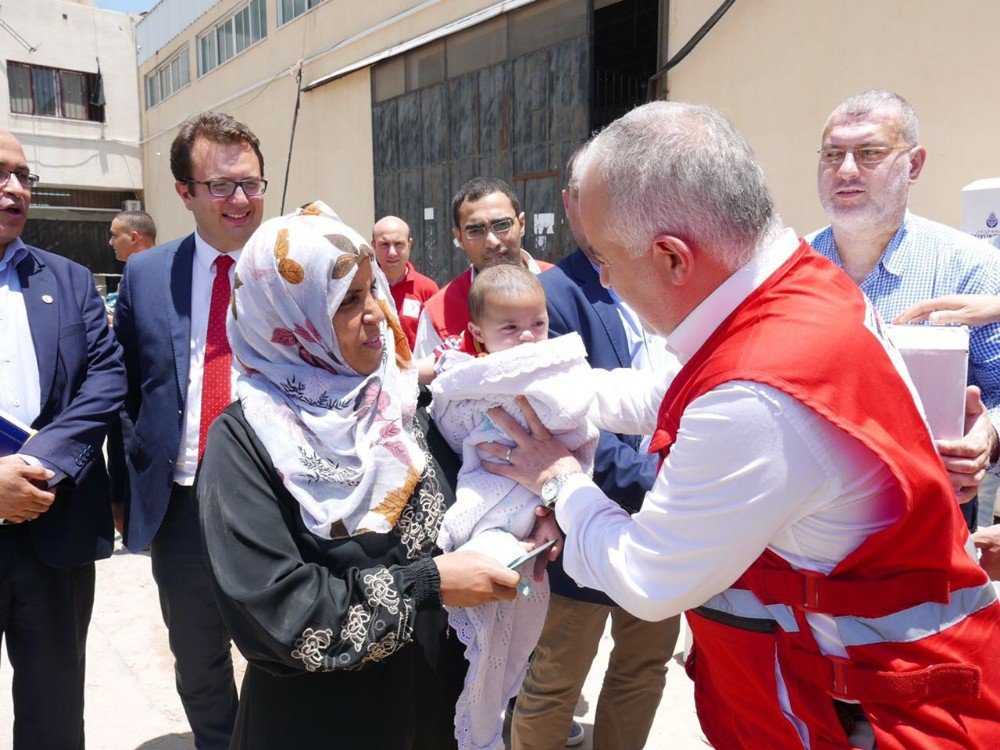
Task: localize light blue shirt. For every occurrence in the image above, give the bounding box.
[0,238,40,427]
[808,212,1000,436]
[590,259,672,451]
[589,259,670,373]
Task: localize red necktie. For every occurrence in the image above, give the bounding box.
[199,254,234,461]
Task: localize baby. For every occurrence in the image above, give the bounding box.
[430,265,597,750]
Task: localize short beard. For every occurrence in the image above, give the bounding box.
[822,164,911,238]
[483,248,524,269]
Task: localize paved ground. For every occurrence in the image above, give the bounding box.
[1,537,707,749]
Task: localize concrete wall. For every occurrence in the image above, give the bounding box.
[1,0,142,191]
[138,0,508,243]
[665,0,1000,235]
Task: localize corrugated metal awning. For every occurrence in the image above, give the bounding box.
[302,0,538,93]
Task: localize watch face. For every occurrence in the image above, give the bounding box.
[541,478,558,504]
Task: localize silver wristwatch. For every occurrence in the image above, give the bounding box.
[540,471,587,508]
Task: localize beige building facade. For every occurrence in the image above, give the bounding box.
[137,0,1000,281]
[1,0,142,276]
[137,0,662,281]
[666,0,1000,238]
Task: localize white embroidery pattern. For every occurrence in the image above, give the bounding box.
[365,629,403,663]
[291,627,333,672]
[395,425,447,559]
[363,569,401,615]
[341,605,372,652]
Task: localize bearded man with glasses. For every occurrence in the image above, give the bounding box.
[109,112,267,749]
[808,89,1000,536]
[413,176,552,360]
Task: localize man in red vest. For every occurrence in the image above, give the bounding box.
[484,102,1000,749]
[371,215,439,352]
[412,177,551,360]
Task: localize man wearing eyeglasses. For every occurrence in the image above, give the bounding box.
[110,112,266,749]
[412,177,552,359]
[808,89,1000,534]
[0,128,126,748]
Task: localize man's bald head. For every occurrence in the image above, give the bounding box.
[0,128,32,249]
[372,215,413,284]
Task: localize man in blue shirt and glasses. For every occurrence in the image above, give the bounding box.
[808,89,1000,532]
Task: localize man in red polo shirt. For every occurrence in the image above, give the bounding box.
[372,215,439,351]
[413,177,552,359]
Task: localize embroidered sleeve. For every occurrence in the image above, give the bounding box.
[290,568,415,672]
[197,411,441,677]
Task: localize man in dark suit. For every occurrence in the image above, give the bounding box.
[111,112,266,749]
[0,128,125,749]
[511,147,681,750]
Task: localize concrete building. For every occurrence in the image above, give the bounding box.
[1,0,143,283]
[137,0,1000,284]
[137,0,665,282]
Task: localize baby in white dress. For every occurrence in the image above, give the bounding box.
[430,265,597,750]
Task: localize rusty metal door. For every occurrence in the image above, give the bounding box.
[372,35,590,285]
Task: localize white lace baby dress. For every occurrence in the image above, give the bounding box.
[429,333,598,750]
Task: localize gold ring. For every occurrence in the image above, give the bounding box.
[505,446,513,462]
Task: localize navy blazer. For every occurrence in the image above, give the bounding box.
[540,249,660,605]
[16,246,125,567]
[111,234,197,551]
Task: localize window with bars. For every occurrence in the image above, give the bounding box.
[279,0,325,26]
[144,48,190,109]
[7,62,105,122]
[198,0,267,76]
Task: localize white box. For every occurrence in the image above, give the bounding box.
[886,324,969,440]
[961,178,1000,243]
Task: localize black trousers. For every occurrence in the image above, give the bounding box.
[150,484,238,750]
[0,523,94,750]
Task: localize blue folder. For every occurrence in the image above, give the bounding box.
[0,408,34,457]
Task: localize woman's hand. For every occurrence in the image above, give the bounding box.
[434,550,520,607]
[478,396,583,495]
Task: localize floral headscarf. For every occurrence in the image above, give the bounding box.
[227,201,424,539]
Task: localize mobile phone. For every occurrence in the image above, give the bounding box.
[506,538,557,571]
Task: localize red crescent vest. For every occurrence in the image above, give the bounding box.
[424,260,553,357]
[649,240,1000,750]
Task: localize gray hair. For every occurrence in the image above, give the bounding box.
[565,140,591,191]
[823,89,919,145]
[580,101,778,270]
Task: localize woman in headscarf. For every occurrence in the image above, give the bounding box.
[196,202,525,749]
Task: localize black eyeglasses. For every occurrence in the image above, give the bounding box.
[0,168,40,189]
[463,217,516,241]
[186,178,268,198]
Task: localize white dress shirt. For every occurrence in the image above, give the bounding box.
[173,232,240,486]
[558,229,911,658]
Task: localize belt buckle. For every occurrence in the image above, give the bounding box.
[830,657,850,699]
[800,568,824,610]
